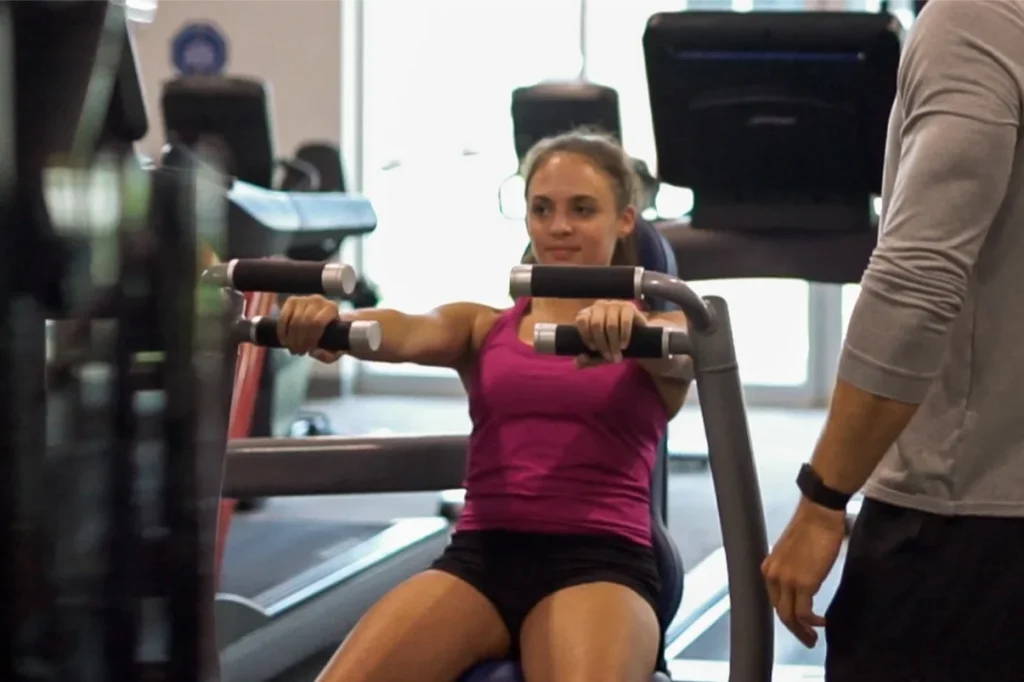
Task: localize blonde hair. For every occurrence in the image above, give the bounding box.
[519,128,641,266]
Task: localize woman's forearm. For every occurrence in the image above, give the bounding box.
[339,302,480,367]
[340,308,419,363]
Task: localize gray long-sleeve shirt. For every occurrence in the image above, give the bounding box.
[840,0,1024,515]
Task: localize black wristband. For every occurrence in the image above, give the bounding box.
[796,463,852,511]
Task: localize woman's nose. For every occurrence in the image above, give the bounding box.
[549,213,573,235]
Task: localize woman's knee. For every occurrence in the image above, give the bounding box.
[519,581,660,682]
[316,570,510,682]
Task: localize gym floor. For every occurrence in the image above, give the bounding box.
[250,395,826,591]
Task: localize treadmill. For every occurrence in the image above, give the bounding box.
[642,10,901,680]
[218,435,466,682]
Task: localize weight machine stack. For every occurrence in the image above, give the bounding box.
[1,2,234,681]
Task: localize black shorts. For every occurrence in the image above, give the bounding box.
[826,498,1024,682]
[431,529,665,669]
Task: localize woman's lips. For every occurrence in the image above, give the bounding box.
[544,247,580,261]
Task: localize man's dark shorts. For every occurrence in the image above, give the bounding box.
[826,498,1024,682]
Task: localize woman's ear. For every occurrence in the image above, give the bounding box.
[617,206,637,239]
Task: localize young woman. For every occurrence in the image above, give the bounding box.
[277,130,692,682]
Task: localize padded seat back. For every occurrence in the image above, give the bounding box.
[636,218,678,312]
[636,218,685,662]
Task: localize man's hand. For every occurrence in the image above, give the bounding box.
[761,500,847,647]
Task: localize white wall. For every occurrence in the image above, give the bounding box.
[132,0,343,160]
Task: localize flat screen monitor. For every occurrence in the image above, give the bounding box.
[644,11,901,231]
[161,76,275,188]
[511,81,622,163]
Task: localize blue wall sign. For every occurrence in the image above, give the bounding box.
[171,22,229,76]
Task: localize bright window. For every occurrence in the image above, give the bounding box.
[360,0,584,377]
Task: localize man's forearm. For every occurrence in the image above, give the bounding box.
[809,379,919,495]
[805,0,1020,503]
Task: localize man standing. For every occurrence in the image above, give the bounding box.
[762,2,1024,681]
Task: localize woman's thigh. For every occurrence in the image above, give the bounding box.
[315,569,511,682]
[518,581,660,682]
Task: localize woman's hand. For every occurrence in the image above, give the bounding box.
[276,295,345,364]
[575,300,645,367]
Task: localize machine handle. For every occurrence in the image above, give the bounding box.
[533,324,688,358]
[509,264,642,300]
[235,317,381,353]
[202,259,357,296]
[511,264,715,333]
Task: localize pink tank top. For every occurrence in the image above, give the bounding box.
[456,297,668,547]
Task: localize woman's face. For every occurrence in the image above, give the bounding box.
[525,152,634,266]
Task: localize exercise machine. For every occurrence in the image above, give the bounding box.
[163,76,340,194]
[161,77,375,267]
[221,262,774,682]
[644,10,901,677]
[511,80,621,156]
[3,7,402,682]
[201,259,453,682]
[500,80,617,220]
[212,217,686,681]
[162,75,380,446]
[504,81,661,217]
[4,3,232,679]
[644,7,901,472]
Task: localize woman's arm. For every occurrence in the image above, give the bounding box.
[343,303,493,366]
[641,310,693,383]
[640,310,693,418]
[276,295,495,369]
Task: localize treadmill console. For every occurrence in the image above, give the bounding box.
[161,75,276,189]
[644,11,901,232]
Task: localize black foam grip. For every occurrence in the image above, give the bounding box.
[230,260,326,294]
[553,325,666,358]
[251,317,355,351]
[530,265,637,299]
